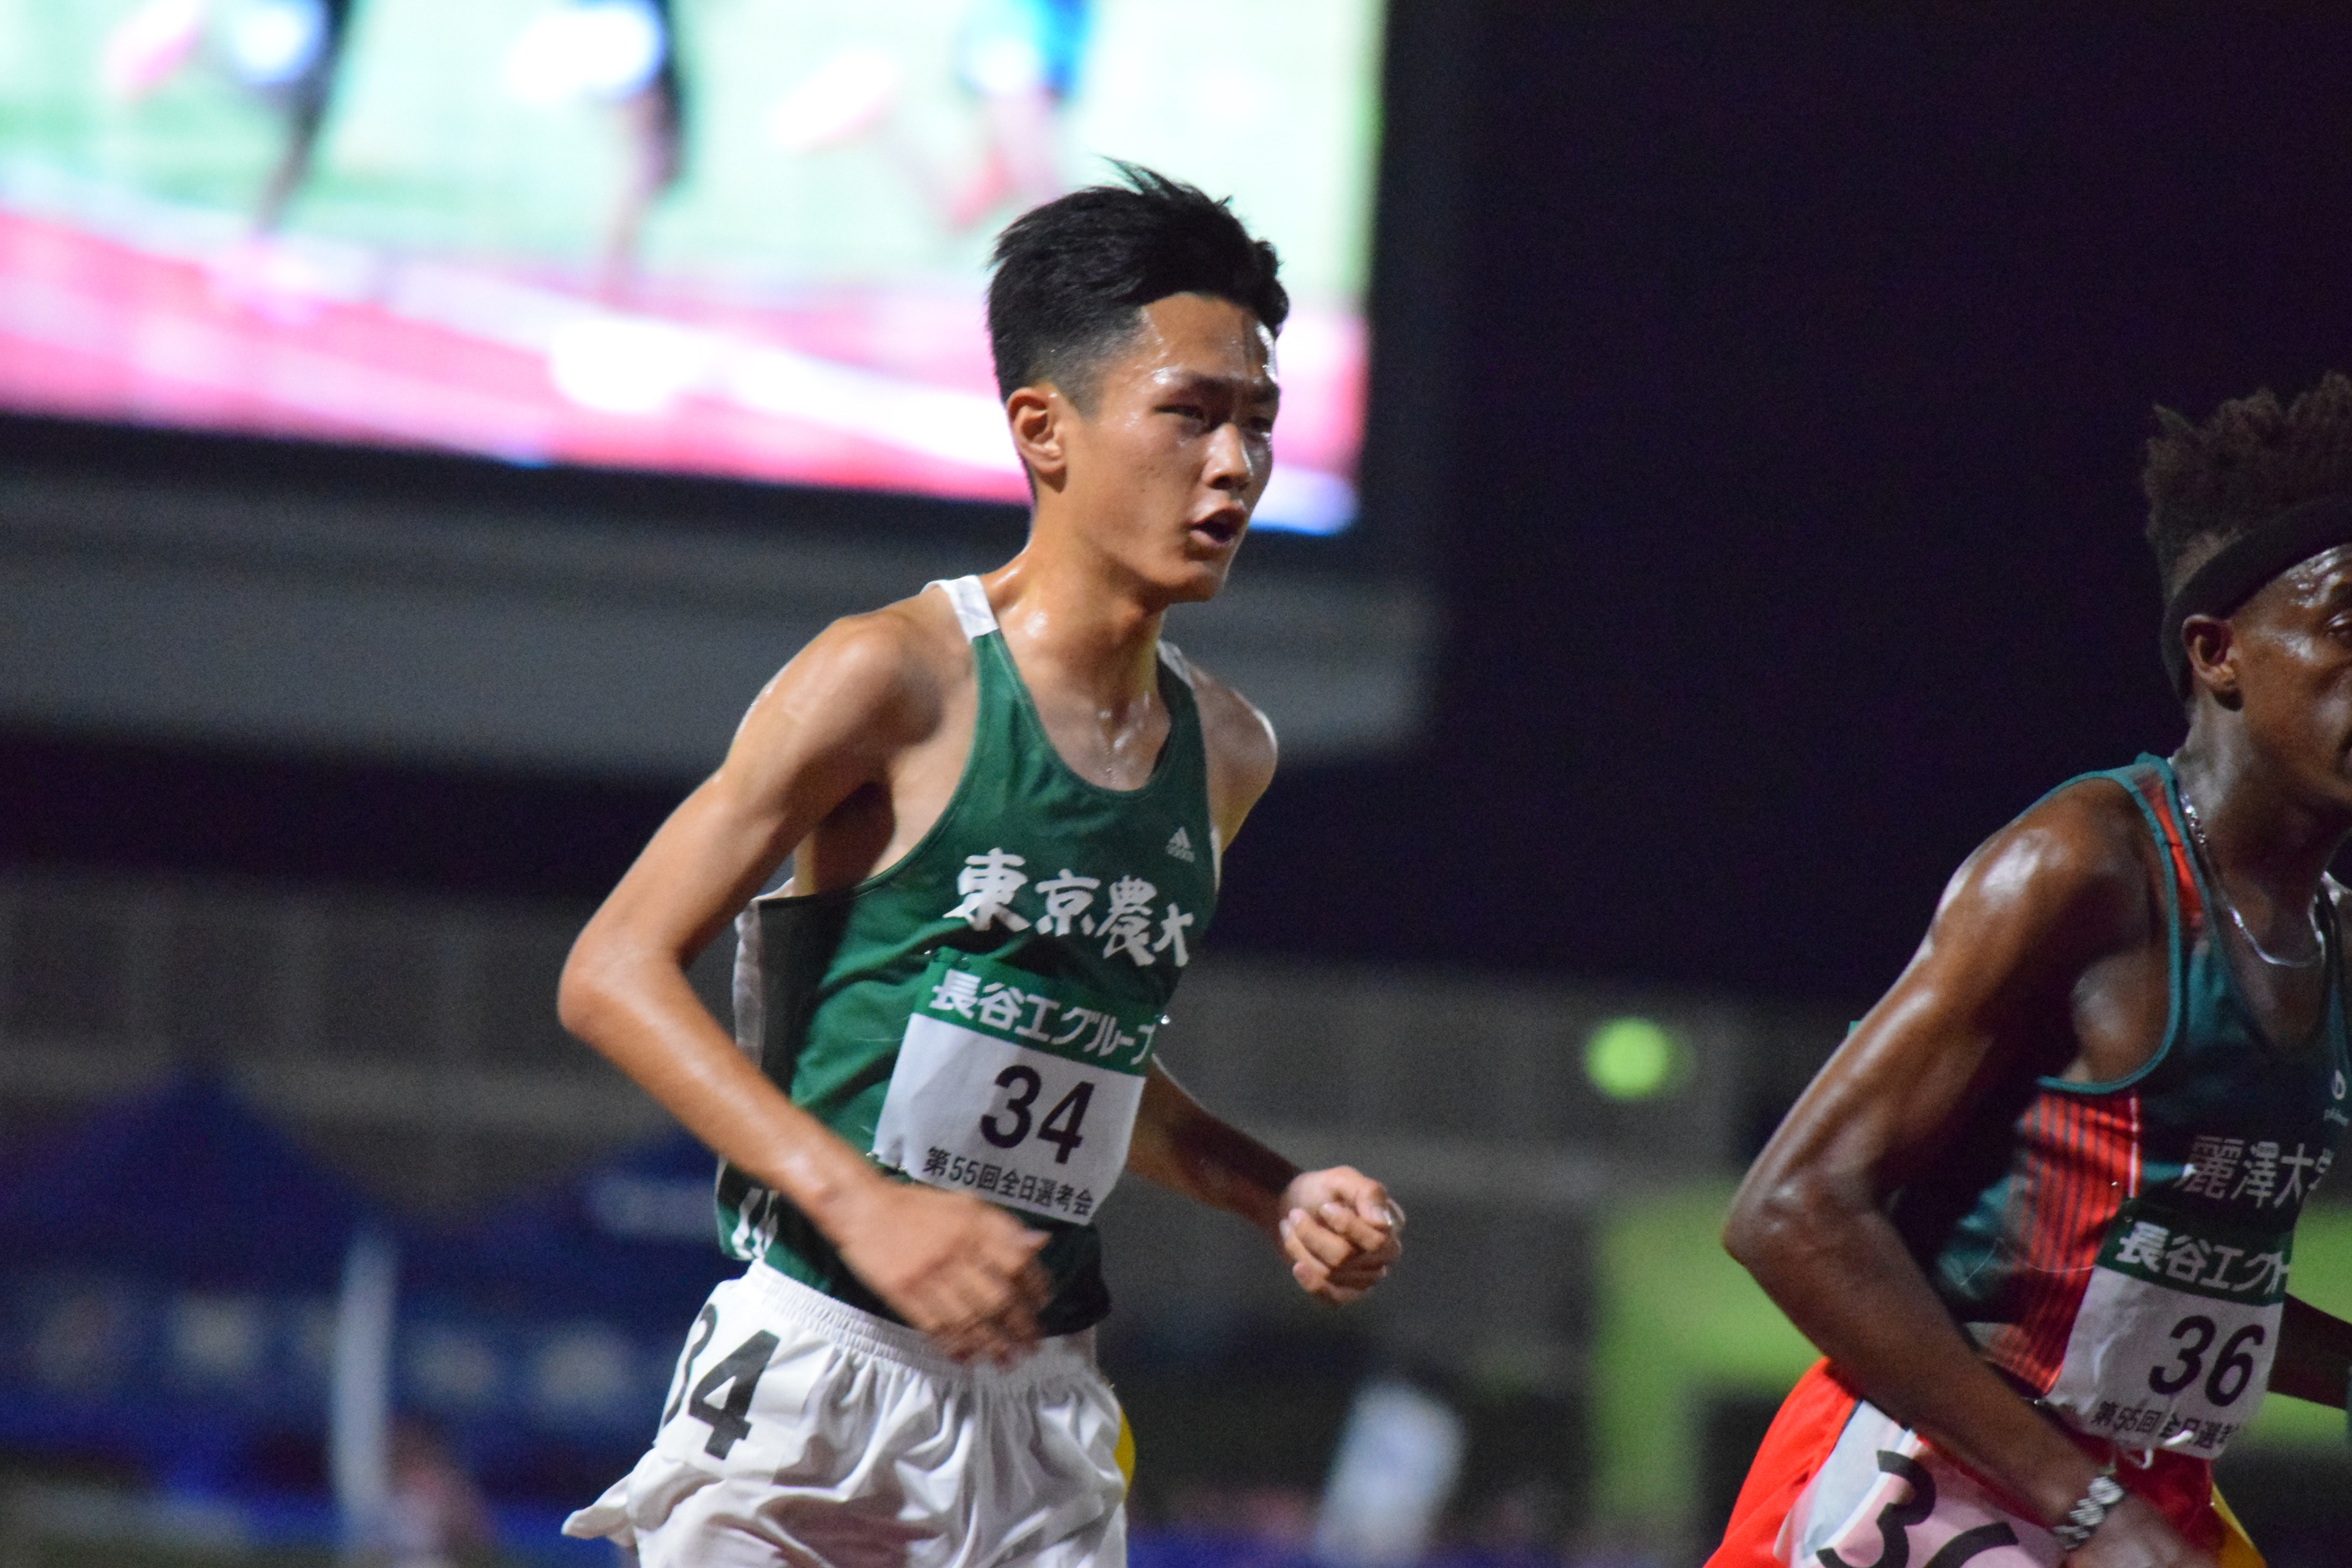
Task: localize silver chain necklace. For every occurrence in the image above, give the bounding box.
[2176,790,2326,968]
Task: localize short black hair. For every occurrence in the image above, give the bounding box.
[2143,372,2352,598]
[986,162,1288,408]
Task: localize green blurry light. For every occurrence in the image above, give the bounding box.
[1584,1017,1683,1101]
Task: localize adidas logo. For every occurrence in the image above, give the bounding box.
[1164,826,1197,863]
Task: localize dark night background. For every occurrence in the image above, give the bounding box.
[11,3,2352,1011]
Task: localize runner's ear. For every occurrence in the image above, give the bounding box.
[2179,615,2241,709]
[1006,387,1069,490]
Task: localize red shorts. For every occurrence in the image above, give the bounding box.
[1706,1361,2230,1568]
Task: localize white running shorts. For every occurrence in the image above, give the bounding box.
[564,1262,1127,1568]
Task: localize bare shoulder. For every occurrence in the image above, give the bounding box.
[1933,774,2158,956]
[1768,778,2164,1170]
[727,585,972,774]
[1171,651,1278,822]
[850,583,973,694]
[1186,659,1279,779]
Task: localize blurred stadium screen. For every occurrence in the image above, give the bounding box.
[0,0,1381,535]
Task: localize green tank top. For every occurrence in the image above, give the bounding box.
[714,575,1221,1334]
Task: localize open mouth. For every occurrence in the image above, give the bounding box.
[1189,513,1245,548]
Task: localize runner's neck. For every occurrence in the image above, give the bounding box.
[2169,742,2350,927]
[979,554,1170,716]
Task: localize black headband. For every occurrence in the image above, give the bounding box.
[2160,492,2352,692]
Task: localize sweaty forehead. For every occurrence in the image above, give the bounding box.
[2271,543,2352,606]
[1120,294,1276,382]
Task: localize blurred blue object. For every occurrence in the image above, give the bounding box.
[0,1068,374,1290]
[0,1073,732,1517]
[400,1127,729,1332]
[1315,1379,1468,1567]
[0,1070,378,1492]
[392,1129,736,1501]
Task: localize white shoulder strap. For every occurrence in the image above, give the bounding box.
[929,575,998,641]
[1156,638,1198,689]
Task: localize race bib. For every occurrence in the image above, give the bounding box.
[871,952,1160,1224]
[2042,1197,2291,1457]
[1787,1401,2055,1568]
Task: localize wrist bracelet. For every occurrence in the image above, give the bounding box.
[2049,1467,2125,1555]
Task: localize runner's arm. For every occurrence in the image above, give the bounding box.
[1126,1063,1402,1305]
[2285,891,2352,1404]
[559,611,1047,1361]
[1134,662,1402,1303]
[2268,1295,2352,1406]
[1725,787,2210,1562]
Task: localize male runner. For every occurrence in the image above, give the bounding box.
[1710,376,2352,1568]
[557,167,1402,1564]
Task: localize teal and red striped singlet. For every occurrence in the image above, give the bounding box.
[1898,755,2350,1460]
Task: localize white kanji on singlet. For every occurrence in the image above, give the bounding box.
[1032,869,1101,936]
[1095,877,1156,964]
[947,849,1030,931]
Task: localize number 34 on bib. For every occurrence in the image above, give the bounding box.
[872,953,1162,1223]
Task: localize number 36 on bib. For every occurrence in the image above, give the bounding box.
[872,953,1163,1223]
[2042,1196,2292,1457]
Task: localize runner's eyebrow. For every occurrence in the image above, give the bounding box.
[1152,370,1279,405]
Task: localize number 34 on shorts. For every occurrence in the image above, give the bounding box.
[659,1298,775,1462]
[872,953,1162,1222]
